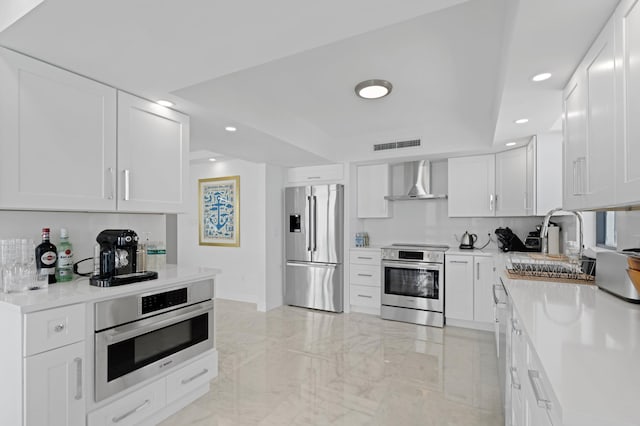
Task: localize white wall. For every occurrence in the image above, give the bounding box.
[0,210,165,267]
[178,159,284,311]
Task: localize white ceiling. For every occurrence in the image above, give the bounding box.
[0,0,620,166]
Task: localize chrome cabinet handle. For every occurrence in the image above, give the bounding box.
[476,262,480,280]
[357,273,373,277]
[54,323,65,332]
[181,368,208,385]
[511,318,522,335]
[449,260,468,264]
[357,294,373,298]
[489,193,494,211]
[357,256,373,260]
[112,399,151,423]
[510,367,521,390]
[492,284,507,306]
[123,169,130,201]
[307,176,321,180]
[528,370,552,409]
[108,167,115,200]
[74,357,83,400]
[306,195,312,251]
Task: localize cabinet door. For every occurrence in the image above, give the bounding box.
[0,47,117,211]
[535,133,563,215]
[563,71,588,210]
[445,255,474,321]
[495,147,527,216]
[616,0,640,204]
[287,164,344,184]
[117,92,189,213]
[585,17,616,209]
[357,164,390,218]
[473,257,494,323]
[24,341,85,426]
[525,139,536,215]
[448,155,496,217]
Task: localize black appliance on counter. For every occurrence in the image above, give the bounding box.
[495,227,529,252]
[89,229,157,287]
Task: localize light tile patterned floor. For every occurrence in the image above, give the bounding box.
[159,299,503,425]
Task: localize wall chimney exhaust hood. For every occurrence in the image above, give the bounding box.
[384,160,447,201]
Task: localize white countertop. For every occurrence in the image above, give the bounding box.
[445,247,500,257]
[499,254,640,426]
[0,264,220,313]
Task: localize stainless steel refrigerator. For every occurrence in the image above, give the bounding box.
[285,184,344,312]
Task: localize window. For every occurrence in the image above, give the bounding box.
[596,211,616,249]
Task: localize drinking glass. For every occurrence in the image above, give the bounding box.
[19,239,38,290]
[0,239,18,293]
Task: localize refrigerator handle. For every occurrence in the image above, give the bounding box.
[306,195,312,252]
[313,195,318,252]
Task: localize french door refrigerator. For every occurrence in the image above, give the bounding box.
[285,184,344,312]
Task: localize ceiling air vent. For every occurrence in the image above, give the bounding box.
[373,139,421,151]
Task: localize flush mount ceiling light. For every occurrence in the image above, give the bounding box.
[225,126,237,132]
[532,72,552,82]
[514,118,529,124]
[208,158,217,162]
[505,142,517,147]
[157,99,174,107]
[355,79,393,99]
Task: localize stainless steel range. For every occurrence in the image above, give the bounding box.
[381,243,448,327]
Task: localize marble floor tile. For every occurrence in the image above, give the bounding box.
[159,299,504,426]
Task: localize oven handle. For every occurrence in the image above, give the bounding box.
[99,300,213,345]
[382,260,442,271]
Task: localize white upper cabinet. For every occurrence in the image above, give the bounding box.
[495,147,527,216]
[563,70,588,211]
[0,47,117,211]
[615,0,640,204]
[117,92,189,213]
[356,164,390,218]
[535,133,563,215]
[448,155,496,217]
[287,164,343,184]
[584,18,616,209]
[0,48,189,213]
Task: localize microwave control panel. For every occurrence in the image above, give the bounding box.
[141,288,188,314]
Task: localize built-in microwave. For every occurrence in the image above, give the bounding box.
[94,280,214,402]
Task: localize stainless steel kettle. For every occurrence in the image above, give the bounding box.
[459,231,477,250]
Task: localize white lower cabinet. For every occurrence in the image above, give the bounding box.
[165,352,216,404]
[349,248,382,315]
[24,341,85,426]
[88,378,166,426]
[445,254,494,328]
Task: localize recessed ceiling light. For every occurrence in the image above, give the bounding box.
[355,79,393,99]
[225,126,237,132]
[157,100,174,107]
[532,73,552,82]
[505,142,517,147]
[208,158,217,162]
[514,118,529,124]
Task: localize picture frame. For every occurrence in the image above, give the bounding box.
[198,175,240,247]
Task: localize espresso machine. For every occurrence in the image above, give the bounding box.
[89,229,158,287]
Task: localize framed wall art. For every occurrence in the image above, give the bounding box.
[198,175,240,247]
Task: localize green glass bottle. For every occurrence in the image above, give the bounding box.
[56,228,74,282]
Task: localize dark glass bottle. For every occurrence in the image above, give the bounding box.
[35,228,57,284]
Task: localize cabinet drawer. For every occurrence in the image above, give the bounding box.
[24,304,85,356]
[349,264,381,286]
[166,352,217,404]
[88,379,165,426]
[349,249,381,265]
[525,341,562,426]
[350,285,381,308]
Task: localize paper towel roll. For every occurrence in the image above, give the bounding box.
[548,226,560,255]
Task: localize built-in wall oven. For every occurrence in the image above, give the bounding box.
[94,280,214,401]
[381,244,447,327]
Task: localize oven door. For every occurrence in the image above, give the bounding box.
[95,299,213,402]
[382,260,443,312]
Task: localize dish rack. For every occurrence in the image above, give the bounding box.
[506,253,596,282]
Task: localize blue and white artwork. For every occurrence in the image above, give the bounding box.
[199,176,240,246]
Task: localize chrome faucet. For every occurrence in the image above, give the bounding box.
[540,207,584,258]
